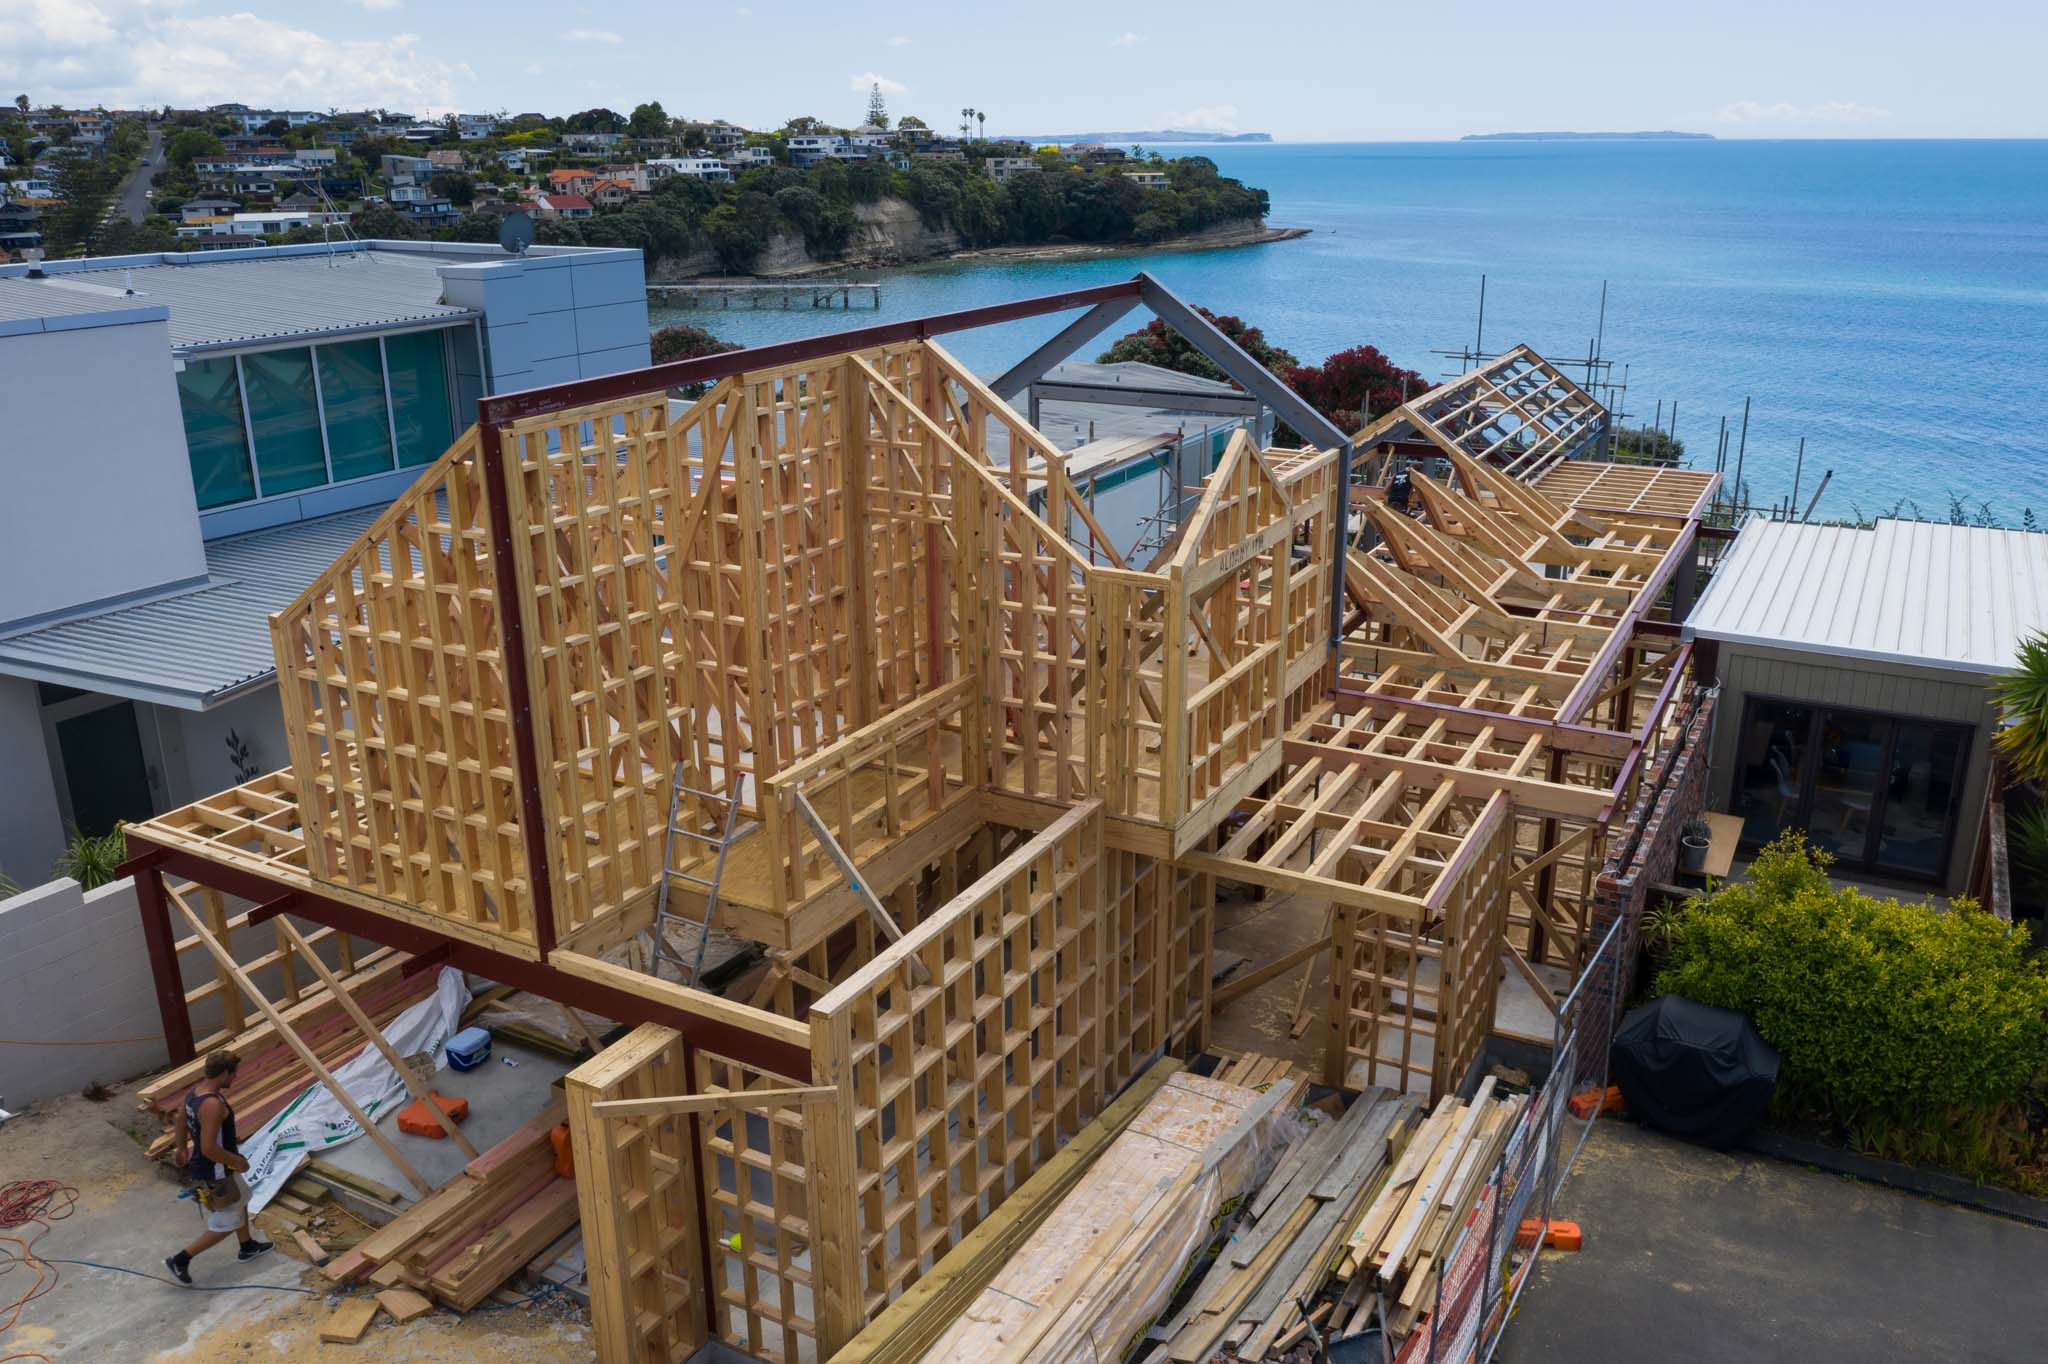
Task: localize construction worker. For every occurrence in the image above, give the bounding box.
[163,1051,271,1284]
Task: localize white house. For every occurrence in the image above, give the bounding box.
[647,157,734,184]
[987,156,1042,182]
[1123,171,1169,189]
[455,113,499,140]
[699,121,749,150]
[234,110,321,133]
[721,147,774,172]
[0,239,654,883]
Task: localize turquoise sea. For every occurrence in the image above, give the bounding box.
[650,140,2048,524]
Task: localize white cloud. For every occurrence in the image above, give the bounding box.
[1717,99,1891,124]
[522,62,545,76]
[1156,103,1240,133]
[561,27,623,43]
[848,71,907,95]
[357,0,402,11]
[1110,32,1142,47]
[0,1,475,114]
[886,34,911,46]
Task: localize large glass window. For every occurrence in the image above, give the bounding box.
[240,348,326,494]
[318,338,395,481]
[385,330,455,467]
[1730,696,1972,883]
[177,356,257,508]
[174,325,468,511]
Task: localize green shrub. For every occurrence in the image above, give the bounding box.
[1654,833,2048,1135]
[54,825,128,891]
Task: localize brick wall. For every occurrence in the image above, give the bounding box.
[1580,688,1718,1045]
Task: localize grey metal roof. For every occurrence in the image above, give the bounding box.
[0,278,167,333]
[2,249,476,352]
[0,507,380,709]
[1038,359,1251,399]
[1684,517,2048,675]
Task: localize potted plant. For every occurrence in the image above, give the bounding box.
[1678,818,1712,875]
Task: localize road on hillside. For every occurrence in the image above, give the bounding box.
[114,126,165,224]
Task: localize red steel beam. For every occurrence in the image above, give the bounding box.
[122,835,812,1079]
[478,279,1144,427]
[125,856,195,1066]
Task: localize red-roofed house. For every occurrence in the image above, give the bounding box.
[547,168,598,197]
[528,193,594,220]
[587,178,637,209]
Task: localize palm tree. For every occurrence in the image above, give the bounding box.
[1994,632,2048,780]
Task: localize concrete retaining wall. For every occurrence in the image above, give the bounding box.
[0,876,165,1108]
[0,875,378,1110]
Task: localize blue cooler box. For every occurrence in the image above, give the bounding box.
[445,1026,493,1072]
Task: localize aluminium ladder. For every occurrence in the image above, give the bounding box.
[649,765,755,986]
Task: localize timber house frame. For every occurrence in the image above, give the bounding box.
[118,274,1717,1364]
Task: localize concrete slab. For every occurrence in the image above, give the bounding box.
[1502,1119,2048,1364]
[0,1084,592,1363]
[314,1039,572,1196]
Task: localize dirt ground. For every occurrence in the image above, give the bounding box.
[0,1084,596,1364]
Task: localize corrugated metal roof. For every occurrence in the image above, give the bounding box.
[0,507,380,709]
[4,250,476,351]
[1039,360,1249,399]
[1683,517,2048,675]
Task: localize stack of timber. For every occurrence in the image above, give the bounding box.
[1152,1080,1418,1361]
[917,1068,1300,1363]
[833,1059,1186,1364]
[1324,1078,1524,1348]
[137,959,434,1159]
[324,1100,577,1311]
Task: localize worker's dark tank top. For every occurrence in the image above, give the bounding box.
[183,1088,239,1180]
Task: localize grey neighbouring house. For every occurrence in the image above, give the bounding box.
[1684,516,2048,894]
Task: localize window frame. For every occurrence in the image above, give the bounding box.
[178,319,475,511]
[1728,691,1974,885]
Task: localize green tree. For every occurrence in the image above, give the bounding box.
[865,82,889,129]
[1097,308,1298,383]
[1994,634,2048,782]
[162,125,223,168]
[429,170,475,206]
[628,101,671,141]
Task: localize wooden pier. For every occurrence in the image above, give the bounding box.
[647,279,881,309]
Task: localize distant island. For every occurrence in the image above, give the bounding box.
[1016,130,1275,144]
[1462,130,1715,141]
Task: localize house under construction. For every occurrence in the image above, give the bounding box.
[118,274,1717,1363]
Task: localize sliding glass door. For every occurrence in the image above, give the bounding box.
[1730,696,1971,883]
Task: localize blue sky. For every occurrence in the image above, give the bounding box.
[4,0,2043,140]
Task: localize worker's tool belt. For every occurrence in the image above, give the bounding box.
[191,1174,241,1209]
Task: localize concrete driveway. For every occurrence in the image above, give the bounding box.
[1501,1119,2048,1364]
[0,1085,593,1362]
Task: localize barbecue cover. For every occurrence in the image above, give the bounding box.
[1610,995,1780,1148]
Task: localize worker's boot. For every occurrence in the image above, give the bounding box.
[164,1252,193,1285]
[237,1237,274,1262]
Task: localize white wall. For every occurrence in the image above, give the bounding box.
[0,677,64,884]
[0,873,380,1108]
[0,315,206,628]
[0,876,165,1106]
[151,686,287,807]
[436,247,652,393]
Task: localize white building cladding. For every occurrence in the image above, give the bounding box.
[0,240,653,884]
[1685,516,2048,893]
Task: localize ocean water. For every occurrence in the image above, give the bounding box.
[650,140,2048,524]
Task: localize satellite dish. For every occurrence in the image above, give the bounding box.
[498,211,535,256]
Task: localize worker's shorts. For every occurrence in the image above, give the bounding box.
[192,1172,249,1233]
